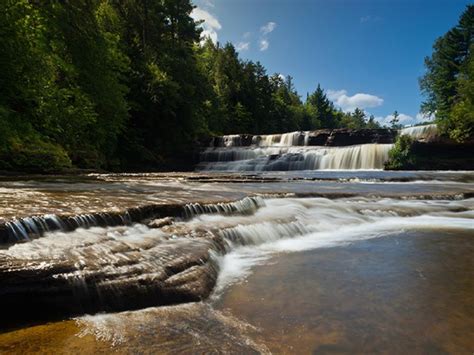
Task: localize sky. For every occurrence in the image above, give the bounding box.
[191,0,472,126]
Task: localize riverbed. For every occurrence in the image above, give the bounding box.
[0,171,472,353]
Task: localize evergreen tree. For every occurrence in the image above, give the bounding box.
[390,110,401,129]
[306,84,338,129]
[420,5,474,141]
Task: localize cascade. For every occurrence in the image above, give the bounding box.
[0,195,472,324]
[199,143,393,171]
[399,124,437,140]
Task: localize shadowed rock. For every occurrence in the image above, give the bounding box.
[0,230,224,329]
[208,128,398,148]
[0,196,264,245]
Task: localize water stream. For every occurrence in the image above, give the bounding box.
[0,131,473,353]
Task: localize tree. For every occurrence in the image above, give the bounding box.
[306,84,338,129]
[366,115,382,129]
[420,5,474,141]
[448,52,474,142]
[390,110,401,129]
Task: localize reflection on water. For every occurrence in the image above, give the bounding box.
[0,232,472,354]
[216,231,474,354]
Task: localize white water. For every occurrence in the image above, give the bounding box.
[199,144,393,171]
[253,131,309,147]
[202,124,440,171]
[210,196,473,294]
[7,195,471,293]
[42,194,471,346]
[400,124,438,140]
[213,131,309,148]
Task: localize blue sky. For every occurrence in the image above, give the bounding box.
[191,0,472,126]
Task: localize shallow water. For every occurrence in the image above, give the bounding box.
[0,171,473,354]
[0,171,472,219]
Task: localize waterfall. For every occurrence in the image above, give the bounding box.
[0,197,266,244]
[183,196,265,219]
[1,195,472,323]
[198,144,393,171]
[256,131,309,147]
[399,124,437,140]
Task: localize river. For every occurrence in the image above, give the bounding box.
[0,169,473,354]
[0,127,473,354]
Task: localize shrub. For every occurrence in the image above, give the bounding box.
[385,135,416,170]
[0,138,72,173]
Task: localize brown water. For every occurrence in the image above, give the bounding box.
[0,171,473,354]
[0,231,472,354]
[0,171,472,219]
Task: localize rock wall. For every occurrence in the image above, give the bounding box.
[209,129,397,148]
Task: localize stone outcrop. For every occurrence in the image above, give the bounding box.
[0,233,224,329]
[323,128,397,146]
[209,128,397,148]
[0,196,264,245]
[409,141,474,170]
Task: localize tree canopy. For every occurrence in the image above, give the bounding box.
[0,0,388,172]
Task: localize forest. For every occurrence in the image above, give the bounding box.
[0,1,472,172]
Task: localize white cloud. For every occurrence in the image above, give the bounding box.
[375,113,415,126]
[278,73,286,81]
[327,89,384,112]
[236,41,250,51]
[260,22,277,35]
[243,32,251,39]
[200,29,218,43]
[416,112,435,122]
[191,7,221,44]
[259,39,269,51]
[374,112,434,127]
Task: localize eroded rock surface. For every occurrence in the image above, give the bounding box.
[0,227,223,328]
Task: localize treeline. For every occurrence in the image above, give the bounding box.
[1,0,381,172]
[420,4,474,143]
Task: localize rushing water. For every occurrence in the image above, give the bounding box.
[400,124,438,140]
[199,144,393,171]
[0,170,473,353]
[198,125,440,171]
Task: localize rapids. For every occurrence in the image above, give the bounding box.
[0,170,473,353]
[199,124,442,171]
[198,144,393,171]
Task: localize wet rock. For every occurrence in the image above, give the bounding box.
[0,197,264,246]
[0,235,223,328]
[208,128,398,148]
[147,217,174,229]
[325,128,397,146]
[306,129,332,146]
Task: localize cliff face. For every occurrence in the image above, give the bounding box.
[408,141,474,170]
[308,128,396,146]
[209,129,398,148]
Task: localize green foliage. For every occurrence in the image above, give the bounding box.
[366,114,382,129]
[420,5,474,142]
[385,135,415,170]
[389,111,403,129]
[306,85,339,128]
[0,0,403,173]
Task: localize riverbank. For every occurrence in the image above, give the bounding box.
[1,127,472,174]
